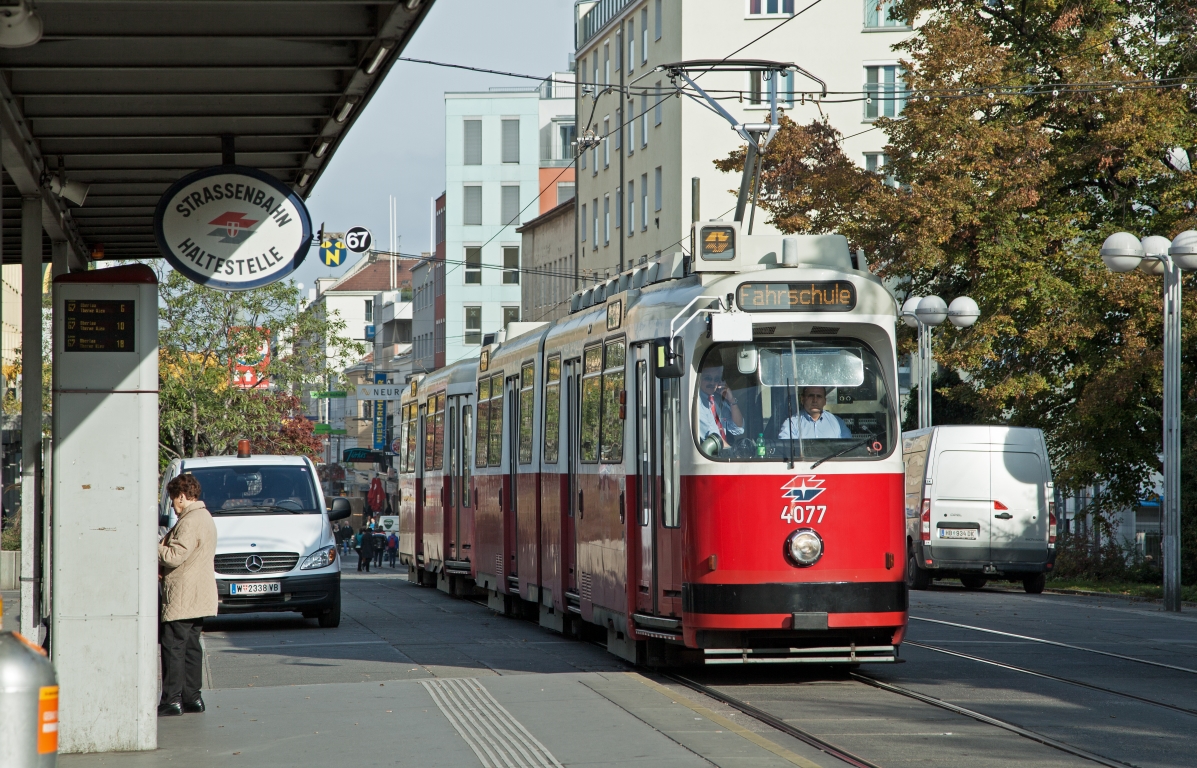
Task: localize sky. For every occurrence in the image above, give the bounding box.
[290,0,577,293]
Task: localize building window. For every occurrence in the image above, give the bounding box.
[592,198,599,250]
[593,52,599,93]
[503,246,520,284]
[559,123,576,160]
[749,70,795,106]
[364,299,373,323]
[865,153,897,187]
[615,187,622,230]
[501,118,520,163]
[463,185,482,225]
[503,306,520,329]
[615,30,622,71]
[641,7,648,62]
[557,182,575,205]
[464,306,482,345]
[614,109,621,150]
[580,203,587,242]
[604,43,610,86]
[603,195,610,245]
[464,119,482,165]
[654,0,662,39]
[465,246,482,284]
[501,185,521,225]
[641,173,648,231]
[603,117,610,167]
[627,180,635,235]
[748,0,795,14]
[654,166,662,212]
[654,82,662,125]
[591,143,597,175]
[864,0,905,27]
[865,65,905,120]
[641,93,648,147]
[627,18,634,73]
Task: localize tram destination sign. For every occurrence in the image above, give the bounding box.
[154,165,313,291]
[64,299,135,352]
[737,281,856,312]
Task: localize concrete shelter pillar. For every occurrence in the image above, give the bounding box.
[19,195,42,642]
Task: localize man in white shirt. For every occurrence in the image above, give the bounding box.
[778,386,852,440]
[696,363,744,448]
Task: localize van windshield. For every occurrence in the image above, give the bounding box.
[694,338,896,463]
[186,465,321,515]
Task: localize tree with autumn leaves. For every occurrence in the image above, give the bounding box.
[157,267,364,467]
[717,0,1197,575]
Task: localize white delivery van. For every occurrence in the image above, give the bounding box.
[903,426,1057,593]
[159,451,352,626]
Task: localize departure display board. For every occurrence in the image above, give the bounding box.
[64,300,135,352]
[737,281,856,312]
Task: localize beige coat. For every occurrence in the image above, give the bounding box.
[159,499,218,622]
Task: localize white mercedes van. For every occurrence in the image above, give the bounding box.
[159,451,351,626]
[903,426,1057,593]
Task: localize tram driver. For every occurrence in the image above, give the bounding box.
[778,386,853,440]
[697,361,745,448]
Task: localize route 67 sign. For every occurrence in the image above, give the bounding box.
[345,226,372,253]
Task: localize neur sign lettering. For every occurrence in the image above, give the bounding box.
[154,165,312,291]
[737,281,857,312]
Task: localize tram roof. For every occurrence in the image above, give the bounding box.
[0,0,434,265]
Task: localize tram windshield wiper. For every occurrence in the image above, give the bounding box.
[810,433,882,470]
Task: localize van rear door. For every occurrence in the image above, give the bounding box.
[931,450,990,562]
[990,451,1048,563]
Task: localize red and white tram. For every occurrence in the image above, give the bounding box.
[398,221,906,664]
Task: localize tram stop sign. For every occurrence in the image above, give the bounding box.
[154,165,313,291]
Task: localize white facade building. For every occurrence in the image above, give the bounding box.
[573,0,911,278]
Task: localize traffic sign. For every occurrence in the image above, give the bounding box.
[345,226,372,253]
[320,233,345,266]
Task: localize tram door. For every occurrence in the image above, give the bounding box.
[634,346,657,614]
[447,397,459,560]
[563,357,581,592]
[505,374,520,580]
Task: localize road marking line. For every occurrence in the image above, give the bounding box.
[630,673,825,768]
[421,677,563,768]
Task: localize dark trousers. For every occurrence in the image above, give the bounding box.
[160,618,204,704]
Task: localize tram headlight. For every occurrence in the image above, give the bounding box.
[785,528,824,567]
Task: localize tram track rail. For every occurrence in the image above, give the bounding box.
[664,673,883,768]
[910,616,1197,675]
[904,640,1197,718]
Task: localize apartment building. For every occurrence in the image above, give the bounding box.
[442,76,575,368]
[517,197,575,324]
[573,0,910,278]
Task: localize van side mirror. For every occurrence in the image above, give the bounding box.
[328,497,352,521]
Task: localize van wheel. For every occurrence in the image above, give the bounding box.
[1023,573,1047,594]
[906,549,931,590]
[318,592,341,628]
[960,575,987,590]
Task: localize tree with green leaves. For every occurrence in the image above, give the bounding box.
[717,1,1197,551]
[157,267,364,465]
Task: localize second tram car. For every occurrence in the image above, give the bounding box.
[397,221,906,664]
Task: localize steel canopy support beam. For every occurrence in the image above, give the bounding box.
[19,196,43,642]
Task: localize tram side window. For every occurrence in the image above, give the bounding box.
[660,377,681,528]
[488,374,504,467]
[462,405,473,505]
[580,346,603,463]
[518,363,535,464]
[600,340,626,463]
[424,399,437,471]
[543,356,561,463]
[430,394,446,471]
[399,403,413,473]
[475,378,491,467]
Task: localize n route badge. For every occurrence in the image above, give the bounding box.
[154,165,312,291]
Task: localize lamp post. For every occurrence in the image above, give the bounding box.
[902,294,981,430]
[1100,230,1197,613]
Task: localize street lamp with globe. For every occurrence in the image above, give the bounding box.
[901,294,981,430]
[1099,230,1197,612]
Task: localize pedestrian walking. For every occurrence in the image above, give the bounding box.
[374,529,385,567]
[158,473,217,717]
[358,524,375,573]
[386,531,398,568]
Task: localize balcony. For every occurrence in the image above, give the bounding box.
[577,0,635,49]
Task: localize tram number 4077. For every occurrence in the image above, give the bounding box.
[782,505,827,524]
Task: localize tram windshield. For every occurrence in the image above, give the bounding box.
[693,338,896,463]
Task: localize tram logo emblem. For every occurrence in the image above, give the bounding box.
[208,211,260,244]
[782,475,825,503]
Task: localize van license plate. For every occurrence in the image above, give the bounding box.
[939,529,977,540]
[229,582,281,595]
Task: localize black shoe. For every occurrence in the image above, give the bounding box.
[158,701,184,717]
[182,696,205,713]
